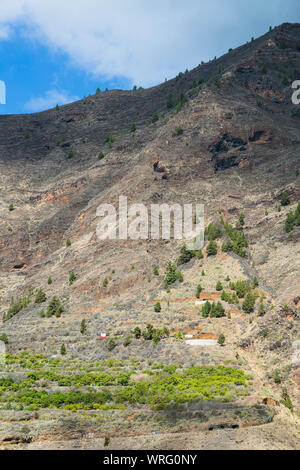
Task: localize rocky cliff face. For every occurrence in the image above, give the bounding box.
[0,23,299,450]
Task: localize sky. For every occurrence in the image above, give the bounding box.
[0,0,299,114]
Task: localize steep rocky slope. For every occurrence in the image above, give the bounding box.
[0,23,299,450]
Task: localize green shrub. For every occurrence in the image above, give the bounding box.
[60,344,66,356]
[196,284,203,299]
[281,388,293,412]
[221,220,248,257]
[47,276,52,285]
[154,302,161,313]
[98,152,105,160]
[164,261,181,288]
[46,296,64,318]
[130,123,136,133]
[0,333,8,344]
[216,280,223,291]
[221,290,231,303]
[284,203,300,232]
[5,294,31,321]
[66,238,71,248]
[123,337,132,347]
[222,240,233,253]
[153,266,159,276]
[69,271,76,285]
[133,327,141,339]
[177,244,196,266]
[210,302,225,318]
[105,135,115,148]
[152,112,159,123]
[218,334,225,346]
[258,302,266,316]
[35,288,47,305]
[205,223,222,240]
[206,240,218,256]
[202,301,211,318]
[238,213,245,226]
[40,310,45,318]
[281,191,290,206]
[285,212,294,233]
[67,149,74,159]
[80,319,87,335]
[174,126,183,136]
[242,293,255,313]
[230,280,250,298]
[8,203,14,212]
[274,370,281,384]
[107,339,117,352]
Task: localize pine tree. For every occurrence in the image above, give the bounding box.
[202,301,211,318]
[133,327,141,339]
[177,244,195,265]
[69,271,76,285]
[285,212,295,233]
[216,280,223,291]
[153,266,159,276]
[258,302,266,316]
[218,334,225,346]
[80,319,87,335]
[0,333,8,344]
[35,288,47,304]
[281,191,290,206]
[107,339,117,351]
[242,293,255,313]
[46,296,64,318]
[238,213,245,226]
[196,284,203,299]
[206,240,218,256]
[221,290,229,302]
[215,301,225,317]
[60,343,66,355]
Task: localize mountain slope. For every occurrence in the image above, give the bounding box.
[0,22,299,450]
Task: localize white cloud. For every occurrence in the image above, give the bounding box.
[0,0,298,86]
[24,89,79,112]
[0,25,12,40]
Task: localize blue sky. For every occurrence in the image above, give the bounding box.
[0,0,299,115]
